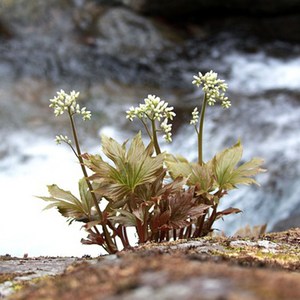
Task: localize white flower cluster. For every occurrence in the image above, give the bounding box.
[55,135,72,145]
[190,107,199,125]
[49,90,91,121]
[160,119,173,142]
[192,71,231,109]
[126,94,176,142]
[126,94,175,121]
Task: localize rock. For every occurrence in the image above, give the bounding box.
[0,0,71,32]
[0,19,13,38]
[7,229,300,300]
[94,7,171,58]
[271,214,300,232]
[119,0,300,42]
[122,0,300,17]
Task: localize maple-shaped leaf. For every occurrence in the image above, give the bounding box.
[189,163,215,193]
[211,140,266,190]
[83,132,165,202]
[165,154,192,180]
[166,154,215,193]
[38,178,97,224]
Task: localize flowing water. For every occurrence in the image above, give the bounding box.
[0,2,300,256]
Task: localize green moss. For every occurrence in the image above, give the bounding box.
[11,282,24,292]
[209,238,300,271]
[254,250,300,264]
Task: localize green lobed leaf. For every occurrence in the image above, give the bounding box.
[85,133,165,202]
[189,163,215,191]
[47,184,82,207]
[212,140,243,189]
[38,181,97,223]
[101,134,126,166]
[166,154,215,192]
[212,140,265,190]
[165,154,193,180]
[78,178,97,218]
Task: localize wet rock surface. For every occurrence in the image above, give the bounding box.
[2,228,299,299]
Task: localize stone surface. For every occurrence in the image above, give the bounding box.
[0,256,88,298]
[3,228,300,300]
[94,7,171,58]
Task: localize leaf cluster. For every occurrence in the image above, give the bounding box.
[39,134,265,251]
[41,75,266,254]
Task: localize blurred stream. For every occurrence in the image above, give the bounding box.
[0,1,300,256]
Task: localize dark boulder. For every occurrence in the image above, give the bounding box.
[119,0,300,42]
[121,0,300,17]
[271,214,300,232]
[0,19,13,38]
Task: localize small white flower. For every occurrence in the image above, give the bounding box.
[190,107,199,125]
[221,100,231,109]
[126,94,176,143]
[49,90,91,120]
[126,94,176,123]
[192,72,203,87]
[55,135,72,145]
[82,110,92,121]
[160,118,173,143]
[192,71,231,109]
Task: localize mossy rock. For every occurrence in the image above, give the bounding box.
[5,228,300,299]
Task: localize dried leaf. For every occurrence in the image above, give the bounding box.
[216,207,242,219]
[234,224,267,238]
[81,231,105,245]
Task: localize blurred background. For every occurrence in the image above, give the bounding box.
[0,0,300,257]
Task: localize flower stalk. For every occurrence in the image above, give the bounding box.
[191,71,231,165]
[49,90,117,253]
[151,119,161,155]
[197,93,208,165]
